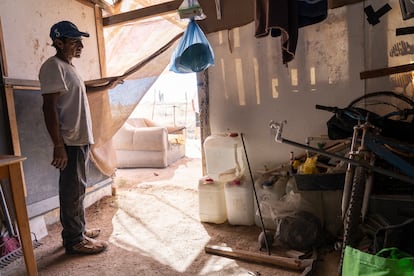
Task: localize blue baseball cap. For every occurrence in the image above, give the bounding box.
[50,21,90,40]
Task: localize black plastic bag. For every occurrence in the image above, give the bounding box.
[274,211,322,251]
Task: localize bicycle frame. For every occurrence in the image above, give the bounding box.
[269,120,414,185]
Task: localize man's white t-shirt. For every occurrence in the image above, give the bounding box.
[39,56,94,146]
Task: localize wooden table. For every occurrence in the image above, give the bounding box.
[0,155,37,275]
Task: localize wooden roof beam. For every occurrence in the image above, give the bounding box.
[102,0,181,27]
[87,0,116,14]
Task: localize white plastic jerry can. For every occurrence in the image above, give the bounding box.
[198,176,227,224]
[224,177,255,226]
[203,133,245,180]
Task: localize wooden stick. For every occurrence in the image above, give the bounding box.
[360,63,414,79]
[205,245,314,271]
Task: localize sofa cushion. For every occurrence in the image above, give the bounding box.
[112,117,186,168]
[132,127,168,151]
[113,125,168,151]
[127,118,149,128]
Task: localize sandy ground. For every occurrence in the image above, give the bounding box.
[1,150,340,275]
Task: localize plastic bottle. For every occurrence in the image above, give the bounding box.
[204,133,244,180]
[254,175,289,229]
[198,176,227,224]
[224,177,255,226]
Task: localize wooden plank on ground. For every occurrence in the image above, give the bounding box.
[205,244,314,271]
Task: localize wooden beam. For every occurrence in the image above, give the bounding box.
[95,5,108,77]
[102,0,181,27]
[4,78,40,88]
[205,245,314,271]
[0,18,8,77]
[4,86,21,156]
[197,70,210,176]
[74,0,95,8]
[89,0,115,15]
[360,63,414,79]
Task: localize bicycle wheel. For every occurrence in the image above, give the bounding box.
[338,166,367,274]
[348,91,414,121]
[349,91,414,143]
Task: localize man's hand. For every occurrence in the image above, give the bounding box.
[52,145,68,170]
[85,76,124,93]
[106,77,124,90]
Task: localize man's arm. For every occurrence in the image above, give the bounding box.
[42,93,67,169]
[85,76,123,93]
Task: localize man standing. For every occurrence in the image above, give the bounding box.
[39,21,116,255]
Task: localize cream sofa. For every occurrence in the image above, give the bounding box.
[113,118,186,168]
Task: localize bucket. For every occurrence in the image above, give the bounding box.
[204,133,244,180]
[198,176,227,224]
[224,177,255,226]
[254,175,289,229]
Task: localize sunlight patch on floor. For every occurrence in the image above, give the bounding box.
[109,187,210,272]
[199,255,252,275]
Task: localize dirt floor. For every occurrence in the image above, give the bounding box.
[2,156,340,276]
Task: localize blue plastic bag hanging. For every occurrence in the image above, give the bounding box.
[170,20,214,73]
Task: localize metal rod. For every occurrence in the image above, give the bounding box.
[278,137,414,184]
[240,133,272,255]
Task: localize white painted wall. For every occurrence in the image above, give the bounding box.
[0,0,100,80]
[207,0,414,172]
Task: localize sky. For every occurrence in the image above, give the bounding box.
[139,71,197,103]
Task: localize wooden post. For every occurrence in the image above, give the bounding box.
[197,70,210,176]
[0,155,37,276]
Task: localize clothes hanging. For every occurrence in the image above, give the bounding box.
[255,0,298,64]
[254,0,328,64]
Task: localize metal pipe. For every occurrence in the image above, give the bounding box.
[277,137,414,184]
[240,133,272,255]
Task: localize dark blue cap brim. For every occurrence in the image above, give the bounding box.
[62,31,90,38]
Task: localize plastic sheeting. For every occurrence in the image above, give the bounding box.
[90,7,186,176]
[90,0,253,176]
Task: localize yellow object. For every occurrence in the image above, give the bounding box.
[292,160,301,170]
[298,156,318,174]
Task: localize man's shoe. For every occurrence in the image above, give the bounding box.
[65,237,108,255]
[62,228,101,247]
[84,228,100,239]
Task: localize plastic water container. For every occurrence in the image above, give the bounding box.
[254,175,289,229]
[204,133,244,180]
[224,177,255,226]
[198,176,227,224]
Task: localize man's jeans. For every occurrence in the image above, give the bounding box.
[59,145,90,248]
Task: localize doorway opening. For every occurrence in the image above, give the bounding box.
[130,69,201,159]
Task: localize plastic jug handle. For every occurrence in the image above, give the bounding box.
[234,143,242,176]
